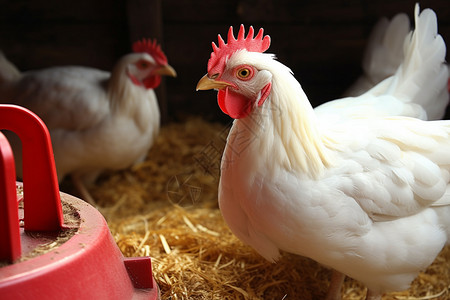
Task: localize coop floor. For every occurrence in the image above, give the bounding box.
[83,117,450,300]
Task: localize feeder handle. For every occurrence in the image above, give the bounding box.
[0,104,63,231]
[0,131,21,262]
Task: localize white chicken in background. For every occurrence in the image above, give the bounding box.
[344,10,450,112]
[344,12,411,97]
[197,5,450,300]
[0,39,176,204]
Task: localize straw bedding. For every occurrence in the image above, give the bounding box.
[89,117,450,300]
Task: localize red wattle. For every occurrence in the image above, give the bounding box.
[142,75,161,89]
[127,73,161,89]
[218,88,252,119]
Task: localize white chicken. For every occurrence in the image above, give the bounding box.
[0,39,176,204]
[197,5,450,300]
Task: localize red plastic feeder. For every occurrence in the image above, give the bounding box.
[0,104,159,299]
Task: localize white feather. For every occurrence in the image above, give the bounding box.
[344,12,410,97]
[317,5,449,122]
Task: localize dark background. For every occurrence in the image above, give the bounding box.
[0,0,449,124]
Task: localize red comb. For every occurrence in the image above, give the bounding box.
[208,25,271,74]
[132,38,168,65]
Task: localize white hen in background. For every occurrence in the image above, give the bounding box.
[0,39,176,204]
[197,5,449,300]
[344,12,411,97]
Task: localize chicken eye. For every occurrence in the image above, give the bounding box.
[137,60,150,69]
[238,68,250,78]
[236,66,254,81]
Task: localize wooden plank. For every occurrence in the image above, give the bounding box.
[0,0,125,22]
[0,0,128,71]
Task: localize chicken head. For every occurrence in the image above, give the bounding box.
[196,26,273,119]
[129,39,176,89]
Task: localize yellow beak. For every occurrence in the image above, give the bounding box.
[196,74,232,91]
[155,64,177,77]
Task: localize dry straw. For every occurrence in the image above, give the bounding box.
[89,117,450,300]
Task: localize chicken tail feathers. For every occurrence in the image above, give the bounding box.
[381,4,448,120]
[0,51,21,85]
[344,13,410,97]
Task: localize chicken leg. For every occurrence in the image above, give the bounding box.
[325,270,382,300]
[366,290,382,300]
[325,270,345,300]
[71,174,97,206]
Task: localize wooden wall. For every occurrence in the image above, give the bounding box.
[0,0,449,124]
